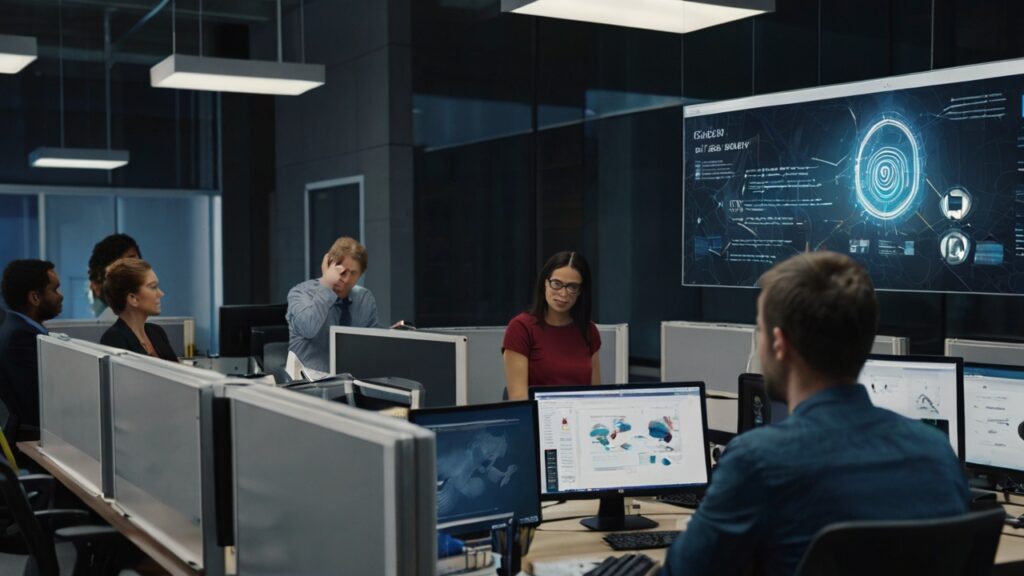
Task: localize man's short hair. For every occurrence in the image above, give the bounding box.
[327,236,368,273]
[2,259,56,313]
[758,251,878,382]
[88,234,141,285]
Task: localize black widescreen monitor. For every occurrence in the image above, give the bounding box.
[858,354,964,460]
[218,304,288,357]
[409,401,541,537]
[963,363,1024,481]
[531,382,711,532]
[331,327,466,408]
[737,373,788,434]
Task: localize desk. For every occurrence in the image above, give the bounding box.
[18,441,200,576]
[523,497,1024,575]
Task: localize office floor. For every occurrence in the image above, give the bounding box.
[0,542,75,574]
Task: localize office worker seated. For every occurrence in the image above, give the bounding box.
[0,260,64,436]
[503,251,601,401]
[287,236,381,374]
[663,252,969,576]
[87,233,142,321]
[100,258,177,362]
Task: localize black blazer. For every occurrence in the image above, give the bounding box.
[100,318,178,362]
[0,312,43,432]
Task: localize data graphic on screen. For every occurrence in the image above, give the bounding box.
[409,402,540,535]
[859,356,963,457]
[963,364,1024,473]
[533,385,709,496]
[683,62,1024,293]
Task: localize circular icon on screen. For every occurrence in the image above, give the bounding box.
[940,187,972,220]
[939,230,970,265]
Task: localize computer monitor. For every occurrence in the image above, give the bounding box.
[409,401,541,537]
[858,354,964,459]
[737,373,788,434]
[249,325,289,369]
[963,363,1024,479]
[531,382,711,531]
[330,327,468,407]
[218,304,288,357]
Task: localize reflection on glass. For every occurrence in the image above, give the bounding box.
[0,194,39,266]
[44,196,116,320]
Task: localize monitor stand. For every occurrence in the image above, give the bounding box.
[580,495,659,532]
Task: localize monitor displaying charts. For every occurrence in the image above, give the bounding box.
[963,363,1024,474]
[532,383,711,498]
[858,354,964,458]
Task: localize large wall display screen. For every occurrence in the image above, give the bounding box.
[683,60,1024,294]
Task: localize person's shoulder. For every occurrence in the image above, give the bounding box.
[145,322,170,338]
[508,312,537,328]
[350,284,374,299]
[100,321,128,345]
[288,278,320,294]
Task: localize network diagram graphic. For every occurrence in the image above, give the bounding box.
[683,70,1024,294]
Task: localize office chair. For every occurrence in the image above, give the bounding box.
[795,507,1006,576]
[262,342,291,383]
[0,460,123,576]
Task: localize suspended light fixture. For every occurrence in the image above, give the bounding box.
[29,0,130,170]
[501,0,774,34]
[150,0,324,95]
[0,34,37,73]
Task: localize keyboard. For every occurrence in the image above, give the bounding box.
[657,492,703,509]
[603,530,680,551]
[584,553,657,576]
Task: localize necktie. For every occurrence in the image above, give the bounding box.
[338,299,352,327]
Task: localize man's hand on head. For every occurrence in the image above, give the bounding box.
[319,253,347,288]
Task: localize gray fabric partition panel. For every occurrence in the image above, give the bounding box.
[661,321,756,395]
[945,338,1024,366]
[109,357,223,574]
[37,336,116,496]
[229,387,437,576]
[45,317,194,358]
[426,324,629,405]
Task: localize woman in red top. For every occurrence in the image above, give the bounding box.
[502,251,601,400]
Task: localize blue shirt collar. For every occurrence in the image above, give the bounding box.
[8,311,49,335]
[791,383,871,417]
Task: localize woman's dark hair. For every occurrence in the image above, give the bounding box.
[103,258,153,315]
[529,251,594,345]
[88,234,141,286]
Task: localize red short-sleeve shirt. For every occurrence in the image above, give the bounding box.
[502,312,601,387]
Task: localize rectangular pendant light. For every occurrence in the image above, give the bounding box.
[501,0,774,34]
[29,147,130,170]
[0,34,37,74]
[150,54,325,96]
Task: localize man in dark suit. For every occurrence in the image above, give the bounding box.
[0,260,64,438]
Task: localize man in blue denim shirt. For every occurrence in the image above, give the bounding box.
[286,237,382,373]
[663,252,969,576]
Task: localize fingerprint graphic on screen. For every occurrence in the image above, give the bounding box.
[855,116,923,221]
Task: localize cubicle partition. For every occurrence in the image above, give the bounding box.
[108,355,225,575]
[426,323,630,404]
[945,338,1024,366]
[226,385,437,575]
[45,316,196,358]
[661,321,756,395]
[330,327,468,407]
[37,335,124,497]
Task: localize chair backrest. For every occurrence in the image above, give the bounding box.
[263,342,291,383]
[0,460,59,576]
[796,508,1006,576]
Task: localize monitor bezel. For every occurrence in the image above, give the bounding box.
[863,353,965,461]
[529,381,712,502]
[409,400,543,534]
[962,361,1024,476]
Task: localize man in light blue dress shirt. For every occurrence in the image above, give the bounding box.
[286,237,382,373]
[663,252,969,576]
